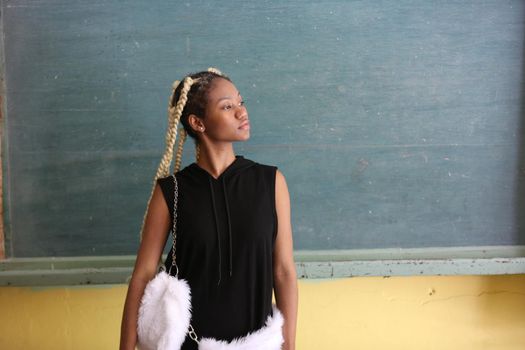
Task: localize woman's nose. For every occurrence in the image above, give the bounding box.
[235,105,247,118]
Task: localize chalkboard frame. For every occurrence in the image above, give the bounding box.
[1,246,525,286]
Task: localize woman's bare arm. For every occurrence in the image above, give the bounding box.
[120,183,171,350]
[273,169,298,350]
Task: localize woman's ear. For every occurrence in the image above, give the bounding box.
[188,114,205,133]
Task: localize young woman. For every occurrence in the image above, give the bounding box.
[120,68,298,350]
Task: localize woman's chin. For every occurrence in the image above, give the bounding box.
[236,131,250,141]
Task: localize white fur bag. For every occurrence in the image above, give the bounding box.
[137,274,283,350]
[137,269,192,350]
[199,305,284,350]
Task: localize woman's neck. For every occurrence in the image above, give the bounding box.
[196,142,236,179]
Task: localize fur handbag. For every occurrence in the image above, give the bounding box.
[137,269,192,350]
[137,174,284,350]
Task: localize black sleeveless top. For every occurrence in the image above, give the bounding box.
[156,155,278,349]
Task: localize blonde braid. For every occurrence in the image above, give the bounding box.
[158,80,181,176]
[139,76,197,243]
[207,66,223,76]
[195,142,200,162]
[174,128,187,172]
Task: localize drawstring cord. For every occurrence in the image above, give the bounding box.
[222,178,234,277]
[208,176,235,285]
[208,177,222,285]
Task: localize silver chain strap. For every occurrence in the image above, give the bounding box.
[168,174,179,276]
[169,174,199,345]
[188,325,199,343]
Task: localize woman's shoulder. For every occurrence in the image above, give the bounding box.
[249,158,279,172]
[156,167,189,182]
[246,159,281,186]
[156,174,176,186]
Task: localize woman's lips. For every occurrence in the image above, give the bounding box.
[239,121,250,130]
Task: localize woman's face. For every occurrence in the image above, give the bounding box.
[199,78,250,142]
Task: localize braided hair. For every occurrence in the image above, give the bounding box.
[139,67,230,243]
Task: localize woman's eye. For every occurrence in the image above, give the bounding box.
[222,101,245,110]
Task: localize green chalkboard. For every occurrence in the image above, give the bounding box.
[2,0,524,257]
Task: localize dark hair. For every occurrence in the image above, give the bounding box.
[171,70,232,140]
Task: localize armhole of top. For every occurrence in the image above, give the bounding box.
[271,166,279,244]
[156,176,175,228]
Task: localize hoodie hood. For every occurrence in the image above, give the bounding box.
[185,155,256,285]
[186,155,256,182]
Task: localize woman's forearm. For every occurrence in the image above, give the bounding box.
[274,270,298,350]
[120,276,149,350]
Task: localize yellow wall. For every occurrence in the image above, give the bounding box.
[1,274,524,349]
